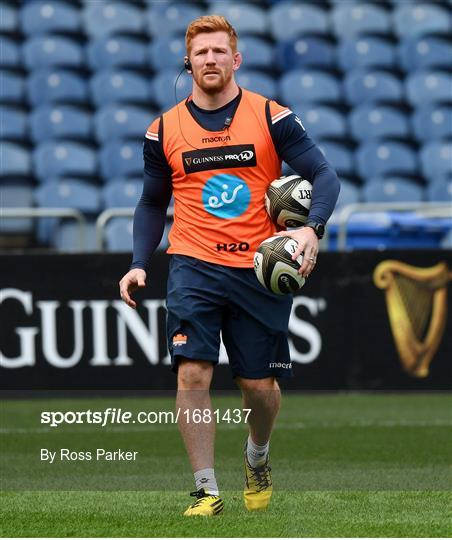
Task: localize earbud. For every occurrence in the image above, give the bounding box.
[184,57,192,72]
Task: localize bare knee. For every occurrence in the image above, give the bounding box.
[237,377,279,395]
[177,360,213,390]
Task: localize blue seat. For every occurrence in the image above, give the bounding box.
[236,36,273,69]
[102,178,142,208]
[235,71,277,99]
[87,36,148,70]
[83,2,144,37]
[0,142,31,176]
[0,37,21,68]
[344,69,403,106]
[349,105,409,141]
[427,177,452,202]
[276,37,335,71]
[317,142,354,177]
[23,35,84,70]
[290,104,346,140]
[0,182,33,233]
[99,141,143,180]
[27,69,88,106]
[152,69,191,109]
[20,0,80,35]
[35,179,101,213]
[393,3,450,37]
[356,141,417,180]
[279,70,341,106]
[30,105,92,144]
[0,70,25,104]
[94,105,152,143]
[34,141,97,180]
[54,220,97,252]
[362,178,424,203]
[0,107,28,140]
[149,35,186,71]
[412,105,452,142]
[405,71,452,107]
[332,3,390,36]
[207,2,267,35]
[146,2,203,37]
[269,3,328,40]
[420,142,452,179]
[104,217,133,252]
[334,179,361,209]
[0,3,18,32]
[338,37,396,71]
[90,70,150,107]
[398,36,452,72]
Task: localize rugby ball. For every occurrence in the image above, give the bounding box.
[265,175,312,228]
[254,235,305,295]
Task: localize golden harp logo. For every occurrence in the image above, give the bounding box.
[373,261,451,378]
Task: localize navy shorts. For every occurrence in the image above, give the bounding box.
[166,255,293,379]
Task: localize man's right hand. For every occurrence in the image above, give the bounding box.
[119,268,147,309]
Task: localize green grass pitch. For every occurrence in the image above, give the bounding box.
[1,393,451,537]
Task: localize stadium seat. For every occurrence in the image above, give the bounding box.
[398,36,452,72]
[94,105,153,143]
[0,142,31,176]
[279,70,341,106]
[420,142,452,179]
[0,107,28,140]
[23,35,84,70]
[99,141,143,180]
[393,3,451,37]
[362,178,425,203]
[405,71,452,107]
[334,179,361,209]
[33,141,97,180]
[149,35,186,71]
[29,105,92,145]
[82,2,145,37]
[146,2,204,37]
[0,70,25,104]
[0,3,18,33]
[102,178,142,208]
[151,69,191,109]
[35,179,101,213]
[356,141,417,180]
[235,71,277,99]
[27,69,88,106]
[349,105,409,141]
[90,70,150,107]
[317,142,354,177]
[276,37,335,71]
[20,0,81,35]
[290,104,346,140]
[54,219,97,252]
[427,177,452,202]
[0,181,33,233]
[87,36,148,70]
[344,70,403,105]
[269,2,328,40]
[207,2,267,36]
[236,36,273,70]
[412,105,452,142]
[338,38,396,71]
[104,217,133,252]
[0,37,21,68]
[331,3,391,36]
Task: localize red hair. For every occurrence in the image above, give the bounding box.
[185,15,238,54]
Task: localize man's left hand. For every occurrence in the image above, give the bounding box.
[276,227,319,278]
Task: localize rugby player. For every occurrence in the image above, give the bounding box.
[119,15,340,516]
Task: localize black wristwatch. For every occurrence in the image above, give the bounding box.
[304,221,325,239]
